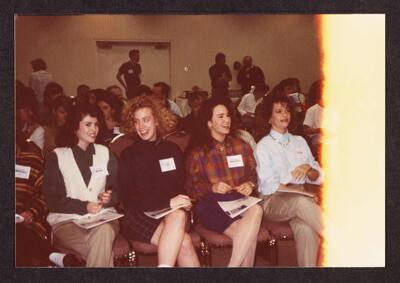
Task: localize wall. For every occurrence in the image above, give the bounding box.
[15,15,321,99]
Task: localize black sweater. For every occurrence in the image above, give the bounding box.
[118,138,185,213]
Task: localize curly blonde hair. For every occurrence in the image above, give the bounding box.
[121,95,179,137]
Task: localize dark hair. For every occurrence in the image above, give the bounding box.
[106,85,122,94]
[255,93,293,140]
[153,82,170,97]
[97,92,123,123]
[44,82,64,107]
[129,49,139,57]
[254,83,270,94]
[16,86,39,116]
[271,78,301,94]
[133,84,152,97]
[55,104,104,147]
[190,96,237,151]
[77,84,90,94]
[233,61,242,71]
[306,79,323,107]
[215,52,225,62]
[31,58,47,72]
[187,91,208,108]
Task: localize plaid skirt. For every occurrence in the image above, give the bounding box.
[121,210,162,243]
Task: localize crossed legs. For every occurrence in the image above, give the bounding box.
[150,209,200,267]
[223,205,263,267]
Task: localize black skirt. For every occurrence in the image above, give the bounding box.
[121,210,162,243]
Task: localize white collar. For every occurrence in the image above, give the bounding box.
[269,129,290,145]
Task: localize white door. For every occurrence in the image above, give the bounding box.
[95,42,171,95]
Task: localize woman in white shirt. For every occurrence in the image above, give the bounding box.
[254,93,323,267]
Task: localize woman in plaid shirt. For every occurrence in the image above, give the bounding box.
[186,97,263,267]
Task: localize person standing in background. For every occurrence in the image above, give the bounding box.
[116,49,142,100]
[237,56,265,96]
[29,58,54,112]
[209,53,232,94]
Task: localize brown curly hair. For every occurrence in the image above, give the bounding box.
[121,95,179,137]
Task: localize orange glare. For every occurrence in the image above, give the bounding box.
[320,14,385,267]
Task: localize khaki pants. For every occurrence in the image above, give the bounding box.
[52,220,119,267]
[262,193,323,267]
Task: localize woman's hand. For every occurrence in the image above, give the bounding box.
[211,182,233,194]
[291,164,311,181]
[87,202,103,214]
[98,190,112,205]
[235,181,255,196]
[170,194,192,210]
[20,210,34,224]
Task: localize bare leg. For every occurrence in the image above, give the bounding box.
[176,233,200,267]
[150,209,187,267]
[223,205,263,267]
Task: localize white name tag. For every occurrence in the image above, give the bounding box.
[226,155,244,168]
[15,164,31,179]
[113,127,121,135]
[90,166,109,177]
[294,149,306,159]
[159,158,176,172]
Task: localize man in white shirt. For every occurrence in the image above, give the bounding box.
[152,82,183,117]
[29,58,54,110]
[237,83,269,132]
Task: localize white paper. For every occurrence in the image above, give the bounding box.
[15,164,31,179]
[144,203,187,219]
[15,214,24,223]
[217,196,262,218]
[72,209,124,229]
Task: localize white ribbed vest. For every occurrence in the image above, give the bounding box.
[47,144,109,226]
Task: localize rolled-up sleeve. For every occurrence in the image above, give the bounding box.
[254,142,280,196]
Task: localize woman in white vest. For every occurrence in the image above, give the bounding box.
[42,104,119,267]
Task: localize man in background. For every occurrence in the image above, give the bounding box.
[237,56,265,96]
[116,49,142,100]
[29,58,54,112]
[209,52,232,94]
[152,82,183,117]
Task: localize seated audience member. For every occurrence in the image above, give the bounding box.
[237,83,270,132]
[75,84,91,106]
[16,126,82,267]
[97,92,124,146]
[118,95,200,267]
[43,95,73,158]
[185,97,263,267]
[132,84,153,98]
[152,82,183,117]
[29,58,54,112]
[42,105,119,267]
[236,128,257,150]
[17,86,45,150]
[303,80,324,160]
[253,93,323,267]
[39,82,65,126]
[209,52,232,93]
[106,85,127,104]
[178,90,207,135]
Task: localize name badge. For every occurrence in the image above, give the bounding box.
[90,166,109,177]
[113,127,121,135]
[159,158,176,172]
[128,69,133,74]
[294,149,306,159]
[15,164,31,179]
[226,155,244,168]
